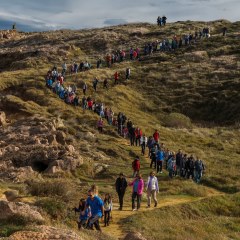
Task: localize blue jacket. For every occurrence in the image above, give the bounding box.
[156,150,165,161]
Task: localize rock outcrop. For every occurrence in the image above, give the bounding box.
[0,200,44,223]
[5,226,83,240]
[0,116,83,181]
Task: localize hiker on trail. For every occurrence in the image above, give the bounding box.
[97,58,102,68]
[156,148,165,174]
[127,119,133,131]
[180,154,188,177]
[129,48,134,60]
[62,62,67,76]
[135,127,142,146]
[114,71,120,84]
[194,157,205,183]
[12,23,16,30]
[83,188,104,231]
[132,156,140,177]
[129,125,136,146]
[103,79,109,89]
[162,16,167,26]
[93,77,99,92]
[150,143,158,169]
[146,171,159,208]
[176,149,183,176]
[147,136,155,158]
[129,173,144,211]
[157,16,162,26]
[140,134,148,155]
[222,27,227,36]
[97,118,104,133]
[115,173,128,210]
[167,154,175,178]
[126,68,131,80]
[82,96,87,109]
[153,130,160,144]
[186,155,195,179]
[83,82,87,95]
[87,98,93,110]
[74,198,90,230]
[103,193,113,227]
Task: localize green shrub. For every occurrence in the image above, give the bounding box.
[35,198,67,219]
[163,112,192,128]
[27,180,69,198]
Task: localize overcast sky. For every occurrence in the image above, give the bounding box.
[0,0,239,31]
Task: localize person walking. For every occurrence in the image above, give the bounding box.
[194,158,205,183]
[132,156,140,177]
[129,174,144,211]
[103,193,113,227]
[115,173,128,210]
[83,188,104,231]
[146,171,159,208]
[140,134,148,155]
[156,148,165,174]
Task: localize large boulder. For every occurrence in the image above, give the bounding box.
[6,225,83,240]
[0,200,44,223]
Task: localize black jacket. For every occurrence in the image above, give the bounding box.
[115,177,128,193]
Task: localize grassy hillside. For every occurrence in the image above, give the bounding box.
[0,20,239,239]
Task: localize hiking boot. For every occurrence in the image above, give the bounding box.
[147,205,150,208]
[154,202,158,207]
[132,208,137,211]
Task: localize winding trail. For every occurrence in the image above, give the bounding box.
[102,189,222,239]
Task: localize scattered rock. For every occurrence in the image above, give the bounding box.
[0,200,44,223]
[0,111,7,126]
[7,225,83,240]
[56,131,66,145]
[3,190,19,202]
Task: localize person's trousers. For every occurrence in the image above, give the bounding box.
[88,215,101,231]
[141,143,146,155]
[117,191,125,209]
[147,189,157,206]
[135,137,140,146]
[104,210,110,225]
[132,192,141,210]
[156,161,163,173]
[130,136,135,146]
[150,158,156,169]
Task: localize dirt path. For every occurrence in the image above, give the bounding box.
[102,191,221,239]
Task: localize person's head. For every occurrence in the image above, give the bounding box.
[178,149,182,153]
[105,193,110,200]
[150,171,155,177]
[119,172,124,178]
[136,173,142,179]
[87,189,94,199]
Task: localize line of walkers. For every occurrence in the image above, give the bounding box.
[45,66,205,184]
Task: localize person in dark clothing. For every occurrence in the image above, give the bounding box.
[162,16,167,26]
[186,155,195,179]
[176,149,183,176]
[150,143,158,169]
[115,173,128,210]
[222,27,227,36]
[180,154,187,177]
[129,125,136,146]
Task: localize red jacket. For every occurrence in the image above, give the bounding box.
[153,131,159,141]
[132,159,140,171]
[135,128,142,138]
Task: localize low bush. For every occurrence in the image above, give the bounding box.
[27,180,69,199]
[163,112,192,128]
[35,198,67,219]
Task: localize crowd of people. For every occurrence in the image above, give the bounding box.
[43,26,210,234]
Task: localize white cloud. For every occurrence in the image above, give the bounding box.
[0,0,239,31]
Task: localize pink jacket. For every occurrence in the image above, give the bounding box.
[129,179,144,195]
